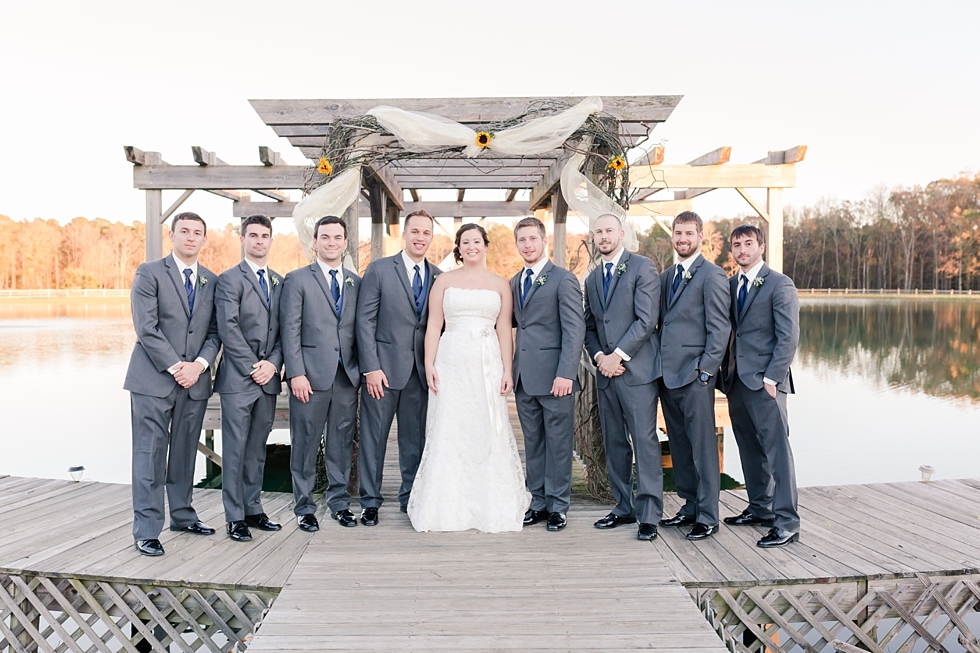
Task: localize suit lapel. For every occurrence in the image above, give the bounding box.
[240,261,269,313]
[739,263,768,320]
[510,271,523,318]
[668,255,703,310]
[340,269,354,317]
[418,261,438,318]
[602,252,628,308]
[268,268,282,314]
[522,260,552,310]
[165,255,191,318]
[729,275,740,326]
[589,266,605,315]
[311,262,340,319]
[190,265,211,317]
[393,254,418,315]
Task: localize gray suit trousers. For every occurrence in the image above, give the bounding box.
[728,377,800,532]
[358,365,427,509]
[515,382,575,514]
[130,387,206,540]
[289,369,358,515]
[220,387,276,522]
[660,380,720,526]
[596,377,664,524]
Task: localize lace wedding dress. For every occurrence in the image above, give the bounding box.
[408,288,531,532]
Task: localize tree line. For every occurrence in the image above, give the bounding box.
[1,172,977,290]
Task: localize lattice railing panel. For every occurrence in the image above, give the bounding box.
[0,573,277,653]
[698,577,980,653]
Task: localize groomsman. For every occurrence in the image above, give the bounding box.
[658,211,731,540]
[584,214,665,541]
[510,217,585,532]
[213,214,284,542]
[124,212,220,557]
[356,210,441,524]
[280,216,361,531]
[720,225,801,547]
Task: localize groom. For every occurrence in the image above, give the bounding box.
[356,210,441,524]
[510,217,585,532]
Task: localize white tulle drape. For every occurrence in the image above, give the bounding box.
[560,154,638,252]
[292,95,635,257]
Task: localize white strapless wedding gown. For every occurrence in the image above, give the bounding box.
[408,288,531,532]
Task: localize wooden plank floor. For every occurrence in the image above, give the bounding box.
[655,478,980,587]
[246,508,728,653]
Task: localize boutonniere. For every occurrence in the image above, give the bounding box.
[682,270,693,282]
[753,277,765,288]
[616,263,627,277]
[198,276,207,288]
[344,276,354,288]
[270,275,280,287]
[431,273,438,283]
[535,274,548,286]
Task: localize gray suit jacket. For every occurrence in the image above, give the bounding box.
[356,253,440,390]
[213,261,284,396]
[511,260,586,396]
[721,264,799,394]
[280,262,361,391]
[123,256,220,401]
[583,251,662,389]
[659,255,731,389]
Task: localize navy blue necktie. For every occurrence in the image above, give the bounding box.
[737,274,748,315]
[521,269,533,307]
[602,263,613,300]
[183,268,196,313]
[412,264,423,316]
[257,269,270,308]
[669,267,683,303]
[329,269,341,314]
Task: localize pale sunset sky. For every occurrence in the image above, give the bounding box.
[1,0,977,232]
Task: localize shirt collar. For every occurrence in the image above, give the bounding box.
[316,257,344,279]
[172,253,198,278]
[602,247,625,270]
[740,259,765,284]
[401,250,426,274]
[677,251,702,272]
[523,257,549,278]
[243,257,267,277]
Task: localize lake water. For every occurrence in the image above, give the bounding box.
[1,298,978,488]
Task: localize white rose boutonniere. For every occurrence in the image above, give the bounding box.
[535,274,547,286]
[682,270,693,282]
[344,277,354,288]
[270,275,280,287]
[753,277,765,288]
[616,263,627,277]
[199,276,207,288]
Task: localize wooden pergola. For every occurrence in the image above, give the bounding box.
[126,96,804,271]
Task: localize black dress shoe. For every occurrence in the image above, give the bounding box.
[245,513,282,531]
[687,523,719,540]
[659,513,696,527]
[594,512,637,529]
[173,521,216,535]
[400,504,408,513]
[547,512,567,531]
[637,523,658,541]
[135,539,164,556]
[360,507,379,526]
[227,521,252,542]
[758,527,799,548]
[297,514,319,532]
[523,509,548,526]
[331,509,357,527]
[723,510,772,526]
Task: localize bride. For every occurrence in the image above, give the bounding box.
[407,223,531,532]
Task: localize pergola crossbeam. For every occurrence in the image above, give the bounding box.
[232,199,532,219]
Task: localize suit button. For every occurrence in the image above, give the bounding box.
[334,347,339,351]
[189,330,194,334]
[521,325,526,329]
[604,319,609,324]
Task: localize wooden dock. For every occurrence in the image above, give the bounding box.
[3,426,980,652]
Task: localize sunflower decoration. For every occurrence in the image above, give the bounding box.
[607,156,626,171]
[475,131,493,149]
[317,158,333,176]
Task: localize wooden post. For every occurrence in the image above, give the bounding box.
[367,179,385,265]
[343,185,360,270]
[767,187,783,273]
[552,191,568,268]
[145,190,163,262]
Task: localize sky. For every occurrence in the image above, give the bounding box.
[1,0,978,233]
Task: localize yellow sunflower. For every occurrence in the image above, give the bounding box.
[317,158,333,175]
[607,156,626,171]
[475,131,493,148]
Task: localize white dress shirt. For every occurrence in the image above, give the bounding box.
[518,256,549,304]
[595,247,633,363]
[243,256,269,286]
[168,253,210,374]
[401,250,427,296]
[736,259,776,387]
[316,257,345,305]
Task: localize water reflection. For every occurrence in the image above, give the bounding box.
[799,299,980,402]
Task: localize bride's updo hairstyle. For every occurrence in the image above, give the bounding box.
[453,223,490,263]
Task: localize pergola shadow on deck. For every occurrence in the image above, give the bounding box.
[125,95,804,271]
